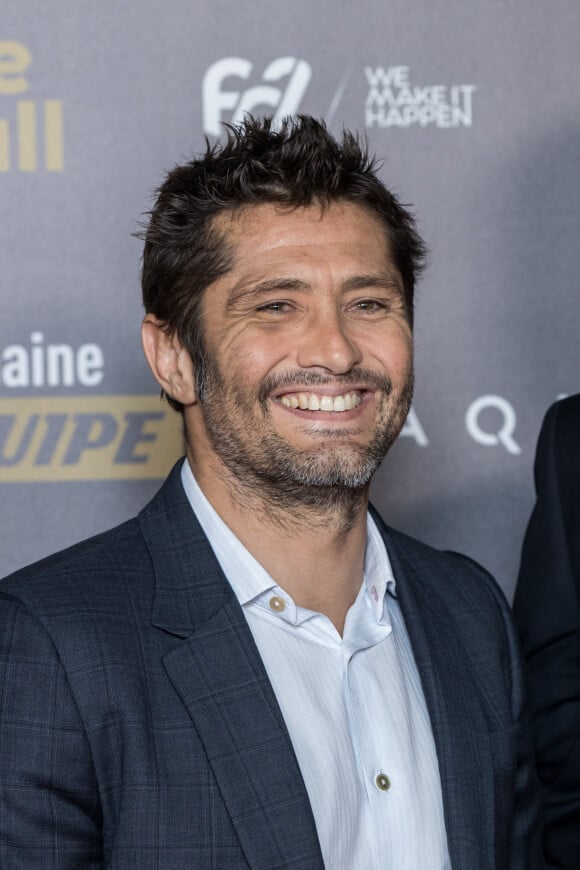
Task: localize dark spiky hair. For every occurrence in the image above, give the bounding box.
[141,115,426,412]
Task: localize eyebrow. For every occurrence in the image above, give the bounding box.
[342,272,403,293]
[227,272,403,308]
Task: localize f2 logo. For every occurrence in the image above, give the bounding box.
[202,57,312,135]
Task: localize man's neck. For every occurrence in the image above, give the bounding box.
[187,452,369,635]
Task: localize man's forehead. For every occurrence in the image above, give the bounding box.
[213,200,326,229]
[210,200,396,269]
[202,203,404,313]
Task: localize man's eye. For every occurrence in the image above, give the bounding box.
[257,301,291,313]
[353,299,386,312]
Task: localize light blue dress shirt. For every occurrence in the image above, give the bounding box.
[181,461,451,869]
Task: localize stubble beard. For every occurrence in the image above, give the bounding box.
[191,350,414,526]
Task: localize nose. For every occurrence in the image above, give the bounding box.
[295,308,362,374]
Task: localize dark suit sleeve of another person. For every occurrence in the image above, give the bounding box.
[0,592,103,868]
[513,395,580,869]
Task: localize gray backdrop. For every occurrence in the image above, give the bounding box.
[2,0,579,600]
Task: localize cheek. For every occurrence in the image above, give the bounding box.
[223,331,295,382]
[395,335,414,375]
[366,327,413,376]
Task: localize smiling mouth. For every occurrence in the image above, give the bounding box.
[276,390,363,413]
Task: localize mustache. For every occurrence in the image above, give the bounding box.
[258,368,394,403]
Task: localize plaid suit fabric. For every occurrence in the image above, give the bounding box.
[0,461,541,868]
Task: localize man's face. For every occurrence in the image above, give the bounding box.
[186,200,414,501]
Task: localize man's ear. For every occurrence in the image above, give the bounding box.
[141,315,197,405]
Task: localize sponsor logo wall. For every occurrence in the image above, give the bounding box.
[2,2,579,598]
[365,65,475,129]
[0,40,64,172]
[0,331,181,480]
[202,57,312,135]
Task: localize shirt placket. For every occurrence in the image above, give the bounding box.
[341,600,393,870]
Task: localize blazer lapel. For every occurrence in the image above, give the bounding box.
[139,462,324,870]
[374,513,499,870]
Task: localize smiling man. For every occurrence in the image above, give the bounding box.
[0,116,540,868]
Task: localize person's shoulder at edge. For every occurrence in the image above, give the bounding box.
[531,393,580,518]
[540,392,580,443]
[548,392,580,417]
[0,514,149,615]
[0,458,187,605]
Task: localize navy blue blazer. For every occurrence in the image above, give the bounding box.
[513,394,580,868]
[0,461,541,868]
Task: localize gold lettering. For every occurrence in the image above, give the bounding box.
[0,41,31,95]
[0,119,9,171]
[44,100,64,171]
[18,100,37,171]
[0,396,183,481]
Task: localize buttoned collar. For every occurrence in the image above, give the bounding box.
[180,460,397,628]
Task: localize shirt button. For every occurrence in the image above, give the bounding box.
[375,773,391,791]
[269,596,286,613]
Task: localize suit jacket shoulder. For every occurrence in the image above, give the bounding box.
[539,394,580,572]
[514,393,580,647]
[513,395,580,869]
[0,461,325,869]
[2,515,151,610]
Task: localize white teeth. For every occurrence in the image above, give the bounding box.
[278,390,363,412]
[281,395,300,409]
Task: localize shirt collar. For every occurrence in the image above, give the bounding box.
[180,459,397,621]
[181,459,274,606]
